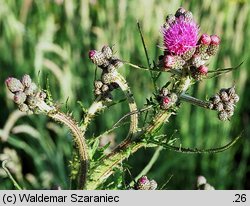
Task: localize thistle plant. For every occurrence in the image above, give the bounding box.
[4,7,242,190]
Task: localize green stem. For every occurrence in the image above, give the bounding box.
[36,100,89,189]
[114,72,138,139]
[2,160,22,190]
[85,110,172,189]
[133,146,163,183]
[179,93,211,109]
[80,96,106,133]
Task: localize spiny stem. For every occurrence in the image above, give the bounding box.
[48,112,88,189]
[80,96,106,134]
[114,72,138,139]
[85,110,172,189]
[36,100,88,189]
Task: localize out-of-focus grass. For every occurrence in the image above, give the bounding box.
[0,0,249,189]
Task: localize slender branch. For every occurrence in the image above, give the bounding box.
[134,146,163,182]
[124,61,182,76]
[179,93,211,109]
[2,160,22,190]
[149,134,242,154]
[137,21,151,69]
[112,105,153,129]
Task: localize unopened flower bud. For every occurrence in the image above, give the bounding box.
[14,91,27,104]
[163,55,175,69]
[101,45,112,59]
[212,94,221,104]
[198,65,208,75]
[200,34,211,45]
[232,94,239,103]
[21,75,32,88]
[94,80,103,89]
[191,54,205,67]
[227,109,234,117]
[18,103,29,112]
[175,7,186,18]
[5,77,24,93]
[102,73,114,84]
[166,14,175,24]
[197,176,207,187]
[224,102,234,112]
[160,87,169,96]
[94,89,101,96]
[24,82,38,95]
[138,176,148,185]
[135,176,152,190]
[161,96,172,109]
[220,91,229,102]
[184,11,193,21]
[210,35,221,45]
[163,96,171,104]
[170,93,178,103]
[207,35,220,56]
[89,50,96,59]
[208,102,214,110]
[215,102,224,112]
[228,86,235,97]
[89,50,106,66]
[101,84,109,92]
[149,180,157,190]
[218,110,228,121]
[204,183,215,190]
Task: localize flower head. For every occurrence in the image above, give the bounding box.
[162,11,199,55]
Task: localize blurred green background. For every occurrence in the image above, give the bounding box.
[0,0,249,189]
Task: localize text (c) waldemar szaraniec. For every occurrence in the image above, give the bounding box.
[17,193,119,203]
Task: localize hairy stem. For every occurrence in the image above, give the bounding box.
[85,76,191,189]
[85,110,172,189]
[36,100,88,189]
[80,96,106,133]
[114,72,138,139]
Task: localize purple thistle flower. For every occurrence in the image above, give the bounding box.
[162,16,199,55]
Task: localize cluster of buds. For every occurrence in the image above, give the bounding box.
[93,80,118,101]
[158,87,178,110]
[197,176,215,190]
[134,176,157,190]
[161,7,221,80]
[89,46,123,100]
[209,86,239,121]
[89,45,123,72]
[5,75,47,113]
[190,34,220,80]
